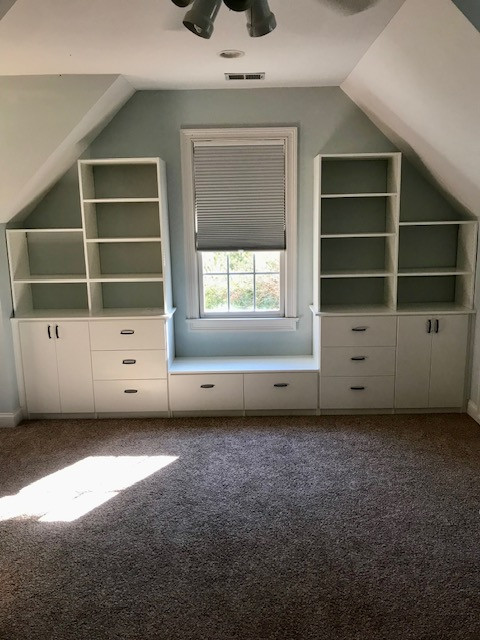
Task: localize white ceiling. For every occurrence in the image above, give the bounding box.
[0,0,406,89]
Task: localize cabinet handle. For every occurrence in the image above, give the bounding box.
[350,356,366,361]
[350,386,365,391]
[120,329,135,335]
[124,389,138,394]
[47,325,52,339]
[273,383,289,388]
[427,319,432,334]
[55,325,59,339]
[434,319,439,333]
[200,384,215,389]
[122,359,136,365]
[352,326,368,332]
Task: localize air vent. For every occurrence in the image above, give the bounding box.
[225,72,265,81]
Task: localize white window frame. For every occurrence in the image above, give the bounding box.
[180,127,298,332]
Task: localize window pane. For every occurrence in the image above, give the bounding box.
[229,275,254,311]
[255,274,280,311]
[229,251,254,274]
[203,275,228,312]
[255,251,281,273]
[202,252,227,274]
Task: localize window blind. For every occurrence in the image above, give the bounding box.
[193,141,286,251]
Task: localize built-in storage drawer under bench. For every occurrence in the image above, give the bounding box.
[169,367,318,413]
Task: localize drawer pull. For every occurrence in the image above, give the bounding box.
[352,326,368,332]
[120,329,135,335]
[200,384,215,389]
[273,383,289,388]
[124,389,138,394]
[122,359,137,365]
[350,356,366,361]
[350,386,366,391]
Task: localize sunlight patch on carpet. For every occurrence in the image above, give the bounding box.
[0,455,178,522]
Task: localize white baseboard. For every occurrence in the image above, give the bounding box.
[467,400,480,425]
[0,408,24,428]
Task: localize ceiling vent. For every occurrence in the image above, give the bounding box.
[225,72,265,81]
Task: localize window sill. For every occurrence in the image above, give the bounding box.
[186,317,299,332]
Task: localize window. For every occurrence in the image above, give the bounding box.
[180,127,298,331]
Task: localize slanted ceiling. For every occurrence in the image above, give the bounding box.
[342,0,480,217]
[0,74,134,223]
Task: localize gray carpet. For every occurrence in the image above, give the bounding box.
[0,414,479,640]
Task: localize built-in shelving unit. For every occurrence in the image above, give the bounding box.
[314,153,401,314]
[313,152,477,314]
[7,158,172,318]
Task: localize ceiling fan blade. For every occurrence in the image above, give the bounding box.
[320,0,381,15]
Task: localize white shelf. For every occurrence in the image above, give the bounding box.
[170,355,318,374]
[14,275,87,283]
[396,302,475,314]
[398,268,471,276]
[83,198,160,204]
[89,273,163,282]
[321,192,398,199]
[316,304,395,316]
[86,237,161,244]
[399,220,475,226]
[8,228,83,234]
[321,233,395,239]
[320,270,393,279]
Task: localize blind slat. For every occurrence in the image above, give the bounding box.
[193,142,286,251]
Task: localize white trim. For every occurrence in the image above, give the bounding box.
[467,400,480,425]
[0,408,24,428]
[187,316,299,332]
[180,127,298,321]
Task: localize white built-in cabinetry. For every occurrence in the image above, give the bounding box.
[314,153,477,411]
[18,320,94,414]
[8,158,174,418]
[6,153,478,418]
[395,314,469,409]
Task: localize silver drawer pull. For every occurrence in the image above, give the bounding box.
[273,383,289,388]
[124,389,138,394]
[120,329,135,335]
[350,386,365,391]
[352,326,368,332]
[122,359,137,365]
[350,356,366,361]
[200,384,215,389]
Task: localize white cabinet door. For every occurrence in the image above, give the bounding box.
[429,315,468,408]
[395,316,432,408]
[19,322,61,414]
[55,322,94,413]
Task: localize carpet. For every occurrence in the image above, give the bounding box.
[0,414,479,640]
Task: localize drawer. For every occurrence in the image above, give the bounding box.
[169,374,243,411]
[244,372,318,410]
[89,320,165,351]
[321,347,395,377]
[94,379,168,413]
[320,376,394,409]
[321,316,397,347]
[92,350,167,380]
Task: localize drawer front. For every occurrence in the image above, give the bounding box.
[169,374,243,411]
[321,316,397,347]
[320,376,394,409]
[89,320,165,351]
[321,347,395,377]
[92,350,167,380]
[94,379,168,412]
[244,372,318,410]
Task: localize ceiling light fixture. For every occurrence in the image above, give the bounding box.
[171,0,276,39]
